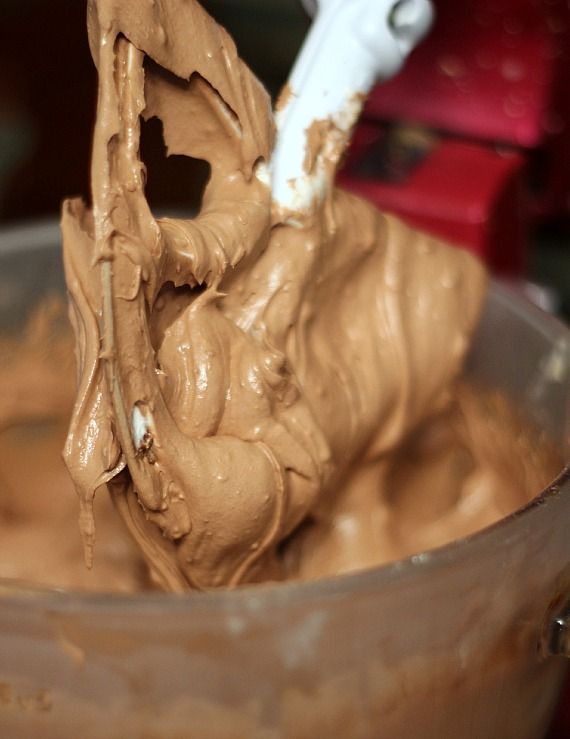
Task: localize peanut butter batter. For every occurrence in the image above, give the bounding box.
[54,0,556,592]
[0,0,561,595]
[0,303,561,591]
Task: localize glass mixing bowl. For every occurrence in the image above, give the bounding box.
[0,220,569,739]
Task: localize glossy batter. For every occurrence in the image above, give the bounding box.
[0,303,561,591]
[55,0,522,591]
[0,0,560,594]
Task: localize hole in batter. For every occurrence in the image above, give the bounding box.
[139,116,210,217]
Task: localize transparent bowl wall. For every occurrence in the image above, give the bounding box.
[0,220,569,739]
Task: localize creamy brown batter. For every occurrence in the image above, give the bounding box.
[0,0,560,595]
[0,302,561,591]
[53,0,561,592]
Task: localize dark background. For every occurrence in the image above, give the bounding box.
[0,0,309,221]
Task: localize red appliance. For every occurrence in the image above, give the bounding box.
[339,0,570,274]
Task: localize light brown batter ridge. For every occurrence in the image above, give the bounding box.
[60,0,491,591]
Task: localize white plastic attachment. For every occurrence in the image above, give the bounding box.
[272,0,434,219]
[131,403,153,451]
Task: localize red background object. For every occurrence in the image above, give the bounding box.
[340,124,528,274]
[339,0,570,275]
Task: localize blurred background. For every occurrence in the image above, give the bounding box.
[0,0,569,318]
[0,0,310,222]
